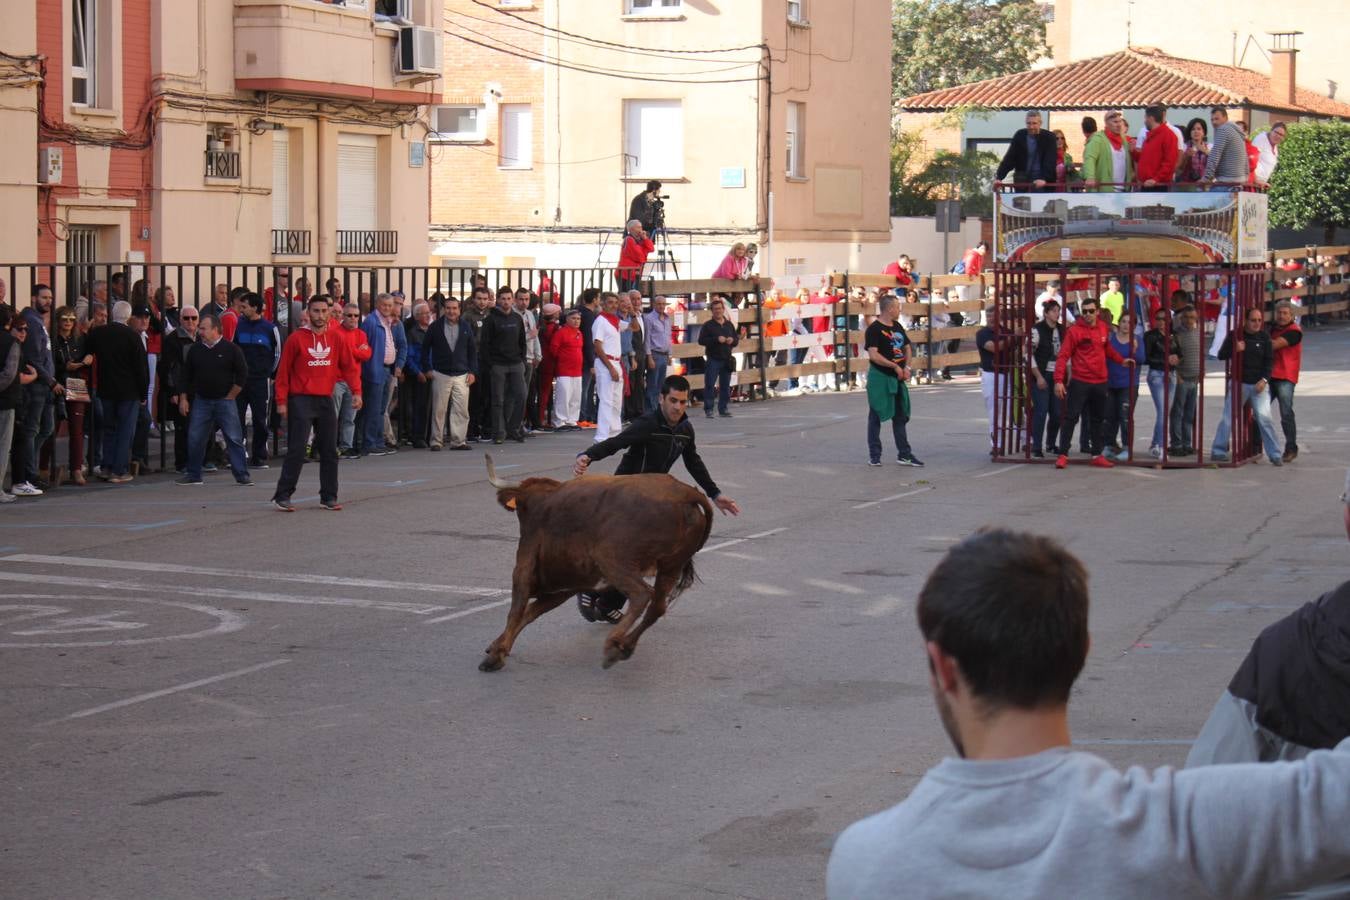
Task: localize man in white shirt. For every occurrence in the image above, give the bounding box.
[826,528,1350,900]
[591,291,624,442]
[1251,122,1286,185]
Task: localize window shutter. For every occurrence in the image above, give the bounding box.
[272,130,290,230]
[500,104,532,168]
[337,133,378,231]
[624,100,683,178]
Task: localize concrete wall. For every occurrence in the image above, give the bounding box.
[0,5,39,274]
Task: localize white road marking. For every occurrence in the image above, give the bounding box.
[0,571,447,615]
[741,582,791,596]
[2,554,507,599]
[422,599,512,624]
[851,486,932,510]
[804,579,864,595]
[863,595,908,617]
[973,465,1019,479]
[56,659,291,722]
[700,526,788,554]
[0,594,245,649]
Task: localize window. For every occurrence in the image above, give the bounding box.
[626,0,681,15]
[430,105,484,141]
[787,0,806,24]
[786,101,805,178]
[337,133,378,232]
[272,130,291,230]
[623,100,683,179]
[71,0,96,106]
[499,104,532,169]
[373,0,411,23]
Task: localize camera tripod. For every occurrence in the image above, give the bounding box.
[648,219,679,279]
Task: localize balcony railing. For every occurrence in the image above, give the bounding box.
[204,150,241,179]
[337,230,398,256]
[271,229,312,256]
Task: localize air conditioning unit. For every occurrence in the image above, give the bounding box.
[397,26,442,76]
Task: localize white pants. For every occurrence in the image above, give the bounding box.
[428,371,470,448]
[554,375,581,427]
[981,369,997,447]
[594,362,623,442]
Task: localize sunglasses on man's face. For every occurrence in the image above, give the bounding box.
[344,313,360,318]
[181,315,198,320]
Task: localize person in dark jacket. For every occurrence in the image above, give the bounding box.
[698,296,739,418]
[462,286,492,441]
[1210,306,1281,463]
[402,300,432,447]
[233,292,281,467]
[478,285,527,444]
[15,284,63,494]
[572,374,740,622]
[1143,307,1181,458]
[996,110,1059,189]
[421,297,477,450]
[159,306,199,473]
[177,313,251,486]
[1,306,41,502]
[81,301,149,483]
[49,306,89,486]
[1029,300,1065,458]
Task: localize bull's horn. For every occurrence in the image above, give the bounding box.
[485,453,520,489]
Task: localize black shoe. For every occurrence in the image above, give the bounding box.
[467,435,480,443]
[493,436,505,445]
[250,459,270,470]
[429,444,442,452]
[341,448,361,460]
[1282,446,1298,462]
[272,498,295,512]
[413,440,427,449]
[175,475,204,486]
[31,478,52,491]
[868,459,882,467]
[1031,450,1045,459]
[319,499,342,511]
[512,434,526,444]
[705,412,714,418]
[897,455,925,467]
[235,476,254,486]
[450,444,471,450]
[719,412,733,418]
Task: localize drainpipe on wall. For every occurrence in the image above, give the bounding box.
[316,115,328,266]
[765,190,774,279]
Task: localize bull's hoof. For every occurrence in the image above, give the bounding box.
[479,655,506,672]
[601,646,624,669]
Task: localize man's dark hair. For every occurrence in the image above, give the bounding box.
[496,285,513,298]
[662,374,690,395]
[325,277,341,293]
[1081,116,1097,137]
[199,313,222,333]
[243,291,264,313]
[1211,106,1228,117]
[1042,299,1060,311]
[1170,289,1191,305]
[472,285,491,299]
[579,287,601,307]
[110,272,125,287]
[307,294,330,308]
[646,179,662,192]
[32,283,50,297]
[1145,104,1166,123]
[1080,297,1099,311]
[229,286,250,303]
[917,528,1090,709]
[601,291,620,303]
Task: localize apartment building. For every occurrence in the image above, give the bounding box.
[429,0,891,282]
[1,0,442,303]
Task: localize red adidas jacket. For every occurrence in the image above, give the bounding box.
[1055,319,1125,385]
[275,325,362,406]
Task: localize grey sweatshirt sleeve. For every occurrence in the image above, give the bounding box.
[0,342,20,393]
[1176,736,1350,898]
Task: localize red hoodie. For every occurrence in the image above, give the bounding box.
[548,325,584,377]
[275,325,362,406]
[615,234,654,281]
[1136,124,1179,184]
[1055,318,1125,385]
[330,323,373,384]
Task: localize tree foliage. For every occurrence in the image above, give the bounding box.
[891,136,1000,218]
[893,0,1049,101]
[1268,120,1350,243]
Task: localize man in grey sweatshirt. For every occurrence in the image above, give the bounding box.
[1203,106,1251,185]
[826,527,1350,900]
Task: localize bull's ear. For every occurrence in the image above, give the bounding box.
[496,489,520,513]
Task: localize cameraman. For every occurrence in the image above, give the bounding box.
[628,180,664,235]
[615,219,655,293]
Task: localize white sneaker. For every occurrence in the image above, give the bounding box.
[11,482,43,496]
[0,491,15,503]
[1149,446,1162,459]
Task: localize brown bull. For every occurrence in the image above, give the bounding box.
[480,454,713,671]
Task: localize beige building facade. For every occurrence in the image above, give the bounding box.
[2,0,442,306]
[430,0,892,282]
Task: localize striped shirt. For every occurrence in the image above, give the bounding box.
[1204,122,1250,183]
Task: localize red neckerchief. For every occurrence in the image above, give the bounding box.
[601,312,620,329]
[1105,130,1124,151]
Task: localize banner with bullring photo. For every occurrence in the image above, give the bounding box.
[994,190,1267,266]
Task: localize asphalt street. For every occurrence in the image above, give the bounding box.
[2,323,1348,900]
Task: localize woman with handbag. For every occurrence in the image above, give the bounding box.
[50,306,90,485]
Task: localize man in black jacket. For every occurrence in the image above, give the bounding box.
[997,110,1059,189]
[159,305,199,473]
[478,285,527,444]
[571,374,740,622]
[81,301,149,483]
[1210,307,1282,464]
[176,313,252,486]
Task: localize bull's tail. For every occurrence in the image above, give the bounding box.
[671,495,715,602]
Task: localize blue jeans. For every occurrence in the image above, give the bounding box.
[785,346,808,390]
[704,356,731,415]
[645,352,668,412]
[1169,379,1198,449]
[362,375,389,452]
[1030,382,1060,453]
[186,397,249,480]
[1146,369,1175,449]
[867,408,912,462]
[1270,378,1296,450]
[17,383,55,482]
[99,398,139,476]
[1212,383,1283,461]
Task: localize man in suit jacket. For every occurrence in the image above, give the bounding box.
[996,110,1059,189]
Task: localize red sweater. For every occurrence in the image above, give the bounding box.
[330,323,372,385]
[615,234,654,280]
[275,326,362,406]
[548,326,584,377]
[1055,319,1125,385]
[1136,125,1179,184]
[882,261,913,286]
